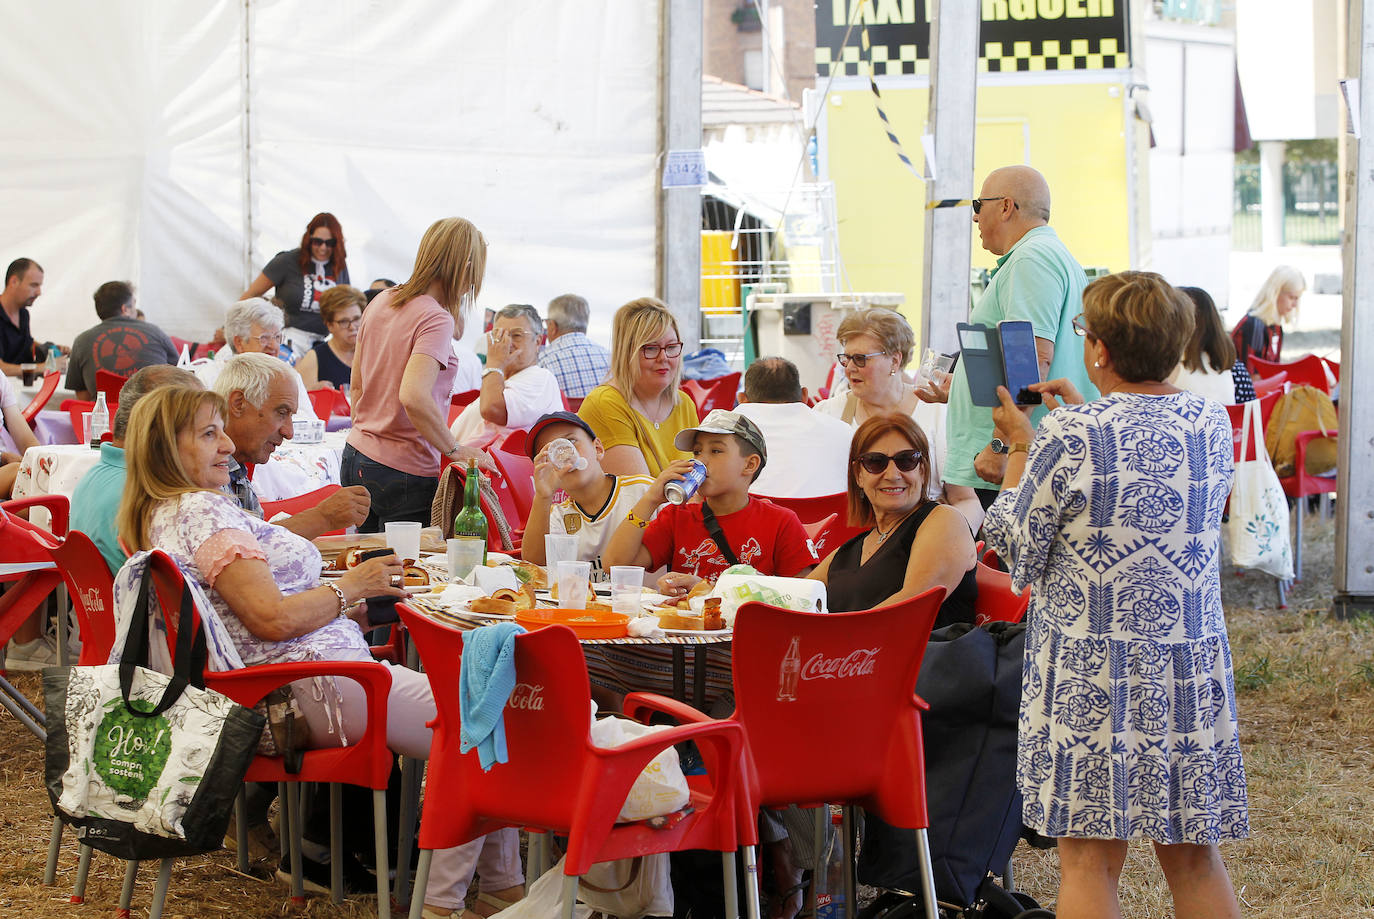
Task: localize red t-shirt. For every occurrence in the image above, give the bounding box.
[641,498,818,581]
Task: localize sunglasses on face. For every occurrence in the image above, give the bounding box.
[855,449,923,475]
[309,237,337,248]
[836,350,886,368]
[640,341,684,360]
[971,196,1018,214]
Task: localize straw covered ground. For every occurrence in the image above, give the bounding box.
[0,513,1371,917]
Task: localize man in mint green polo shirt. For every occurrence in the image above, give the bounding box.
[944,165,1099,504]
[70,365,202,573]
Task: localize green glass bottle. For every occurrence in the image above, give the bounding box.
[450,459,487,582]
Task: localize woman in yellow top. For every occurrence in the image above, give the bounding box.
[578,297,699,476]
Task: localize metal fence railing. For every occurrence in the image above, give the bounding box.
[1233,160,1340,250]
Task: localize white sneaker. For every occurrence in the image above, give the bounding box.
[5,636,58,672]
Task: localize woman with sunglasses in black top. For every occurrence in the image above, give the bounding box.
[241,212,351,356]
[809,412,977,626]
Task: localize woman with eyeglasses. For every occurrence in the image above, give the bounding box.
[808,413,977,624]
[344,218,496,531]
[983,272,1246,919]
[577,297,699,476]
[295,285,365,391]
[813,307,984,529]
[241,212,351,357]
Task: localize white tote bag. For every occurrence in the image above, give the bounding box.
[1227,399,1294,580]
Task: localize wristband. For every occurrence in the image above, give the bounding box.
[625,509,650,529]
[324,582,349,616]
[482,367,504,380]
[444,443,463,458]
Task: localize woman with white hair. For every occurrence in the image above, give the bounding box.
[1232,265,1303,365]
[192,298,315,425]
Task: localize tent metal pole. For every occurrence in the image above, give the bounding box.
[658,0,703,353]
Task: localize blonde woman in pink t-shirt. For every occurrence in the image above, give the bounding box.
[344,218,497,530]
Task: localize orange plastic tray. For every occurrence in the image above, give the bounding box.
[514,608,630,639]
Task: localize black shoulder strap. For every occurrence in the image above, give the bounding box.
[700,502,739,568]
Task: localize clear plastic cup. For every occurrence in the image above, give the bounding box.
[385,521,422,565]
[919,348,956,384]
[545,534,579,570]
[609,566,644,616]
[447,536,484,583]
[556,560,592,610]
[81,411,95,445]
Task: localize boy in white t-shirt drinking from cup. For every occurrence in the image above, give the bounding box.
[521,411,654,580]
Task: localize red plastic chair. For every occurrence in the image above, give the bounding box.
[396,606,757,919]
[1277,429,1338,582]
[681,372,742,418]
[566,396,584,413]
[488,445,536,524]
[60,398,96,443]
[447,463,519,553]
[1251,371,1288,398]
[147,550,396,916]
[260,483,342,532]
[802,513,836,556]
[753,492,848,527]
[972,560,1031,626]
[1248,354,1333,394]
[626,590,949,919]
[447,389,480,426]
[95,369,128,406]
[1320,356,1340,382]
[21,370,62,426]
[307,389,334,422]
[0,497,69,738]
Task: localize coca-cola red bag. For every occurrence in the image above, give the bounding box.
[857,621,1027,908]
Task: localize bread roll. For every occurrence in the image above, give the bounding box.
[655,609,705,630]
[469,596,517,616]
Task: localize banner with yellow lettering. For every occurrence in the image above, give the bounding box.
[815,0,1129,77]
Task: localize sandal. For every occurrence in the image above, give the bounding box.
[419,891,521,919]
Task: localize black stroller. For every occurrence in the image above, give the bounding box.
[856,622,1053,919]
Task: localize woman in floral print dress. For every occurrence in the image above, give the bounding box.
[982,272,1246,919]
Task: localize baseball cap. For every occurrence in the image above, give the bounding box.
[673,409,767,469]
[526,411,597,459]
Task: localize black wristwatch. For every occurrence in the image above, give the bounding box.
[989,438,1010,455]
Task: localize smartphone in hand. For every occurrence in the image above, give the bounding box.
[998,320,1042,405]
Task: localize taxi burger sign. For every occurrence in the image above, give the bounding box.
[815,0,1130,77]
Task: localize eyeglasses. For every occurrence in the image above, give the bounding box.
[640,341,684,360]
[855,449,923,475]
[971,196,1017,215]
[331,316,361,329]
[309,237,337,248]
[255,333,282,348]
[836,350,887,368]
[1071,313,1094,338]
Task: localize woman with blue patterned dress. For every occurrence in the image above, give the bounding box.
[982,272,1246,919]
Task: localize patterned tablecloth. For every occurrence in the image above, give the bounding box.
[12,444,103,529]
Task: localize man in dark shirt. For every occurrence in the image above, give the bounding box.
[0,258,44,374]
[65,281,179,399]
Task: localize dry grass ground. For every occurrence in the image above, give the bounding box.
[1,512,1371,917]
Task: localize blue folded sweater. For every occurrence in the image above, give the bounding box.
[458,622,526,770]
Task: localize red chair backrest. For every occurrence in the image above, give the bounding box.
[398,607,596,838]
[331,388,351,417]
[307,389,333,422]
[730,590,944,820]
[753,492,848,527]
[45,529,118,665]
[0,505,59,566]
[808,513,866,560]
[801,513,836,549]
[1225,390,1282,462]
[972,561,1030,626]
[1249,354,1332,394]
[260,484,342,526]
[566,396,584,413]
[488,446,535,524]
[1320,356,1340,382]
[560,391,572,411]
[494,428,527,456]
[21,371,62,426]
[450,464,519,551]
[95,369,128,406]
[1246,355,1284,379]
[704,372,741,413]
[448,389,480,426]
[680,380,710,418]
[2,495,70,541]
[1251,371,1288,397]
[60,398,96,443]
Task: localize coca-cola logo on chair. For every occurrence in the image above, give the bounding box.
[509,683,545,711]
[776,636,880,701]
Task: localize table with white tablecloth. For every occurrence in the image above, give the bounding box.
[11,444,103,529]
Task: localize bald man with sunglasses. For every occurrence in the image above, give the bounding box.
[947,165,1099,505]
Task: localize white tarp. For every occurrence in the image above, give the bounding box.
[0,0,659,351]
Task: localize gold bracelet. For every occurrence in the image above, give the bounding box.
[324,582,349,616]
[625,509,650,529]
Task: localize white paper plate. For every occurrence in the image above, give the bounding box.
[659,627,732,637]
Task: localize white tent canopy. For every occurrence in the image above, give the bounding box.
[0,0,660,351]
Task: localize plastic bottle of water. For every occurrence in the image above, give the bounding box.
[815,811,846,919]
[545,437,587,472]
[44,345,58,375]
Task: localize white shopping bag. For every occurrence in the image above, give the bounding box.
[1226,399,1294,580]
[588,714,690,822]
[490,853,673,919]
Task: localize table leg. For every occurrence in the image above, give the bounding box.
[393,755,422,908]
[672,645,686,702]
[692,646,707,710]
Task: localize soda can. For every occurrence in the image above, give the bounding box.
[664,460,707,505]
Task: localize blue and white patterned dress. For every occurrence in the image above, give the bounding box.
[983,392,1249,845]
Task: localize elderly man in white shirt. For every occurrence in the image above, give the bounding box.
[191,297,317,426]
[734,356,853,499]
[450,303,563,448]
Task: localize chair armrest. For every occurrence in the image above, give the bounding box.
[1293,428,1337,453]
[623,691,712,725]
[911,690,930,713]
[206,659,392,710]
[3,494,70,536]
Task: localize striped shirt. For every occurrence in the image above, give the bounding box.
[538,332,610,400]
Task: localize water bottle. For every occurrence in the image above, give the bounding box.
[90,392,110,448]
[545,437,587,472]
[815,811,846,919]
[44,345,58,375]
